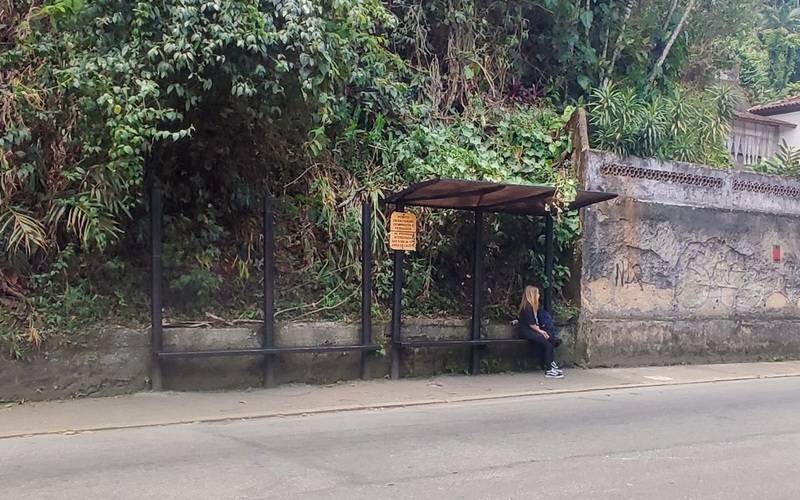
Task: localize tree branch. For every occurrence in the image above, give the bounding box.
[648,0,698,84]
[603,0,637,83]
[662,0,680,32]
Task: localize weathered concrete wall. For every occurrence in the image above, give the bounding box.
[580,150,800,365]
[162,319,579,391]
[1,320,577,401]
[0,328,151,402]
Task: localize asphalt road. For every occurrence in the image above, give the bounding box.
[2,377,799,500]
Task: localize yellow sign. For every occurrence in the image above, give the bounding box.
[389,211,417,251]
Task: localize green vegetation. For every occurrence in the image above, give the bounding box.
[735,1,800,101]
[589,81,739,167]
[755,140,800,176]
[2,0,800,357]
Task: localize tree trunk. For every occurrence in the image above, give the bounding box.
[603,0,637,83]
[662,0,679,32]
[648,0,698,84]
[584,0,591,42]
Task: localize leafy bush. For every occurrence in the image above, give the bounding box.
[588,81,738,166]
[1,0,408,354]
[754,140,800,178]
[292,103,582,324]
[734,31,800,102]
[1,0,405,265]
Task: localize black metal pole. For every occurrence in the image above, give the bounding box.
[360,202,373,379]
[263,195,276,388]
[150,186,163,391]
[544,213,555,314]
[469,210,484,375]
[390,204,405,380]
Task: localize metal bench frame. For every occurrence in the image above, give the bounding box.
[150,189,377,389]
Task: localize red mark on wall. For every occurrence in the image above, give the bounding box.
[773,245,782,263]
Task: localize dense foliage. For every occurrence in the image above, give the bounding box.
[755,140,800,176]
[2,0,799,356]
[589,81,739,167]
[2,0,405,261]
[735,1,800,101]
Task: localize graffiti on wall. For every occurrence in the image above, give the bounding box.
[675,241,758,312]
[614,258,643,289]
[606,238,797,314]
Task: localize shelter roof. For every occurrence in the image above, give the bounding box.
[384,179,616,216]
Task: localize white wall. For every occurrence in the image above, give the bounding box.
[772,110,800,148]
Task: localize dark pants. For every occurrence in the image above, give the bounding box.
[519,329,558,371]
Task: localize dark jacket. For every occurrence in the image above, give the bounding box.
[538,308,559,339]
[517,305,559,339]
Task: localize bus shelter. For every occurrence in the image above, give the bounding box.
[149,179,616,387]
[383,179,616,379]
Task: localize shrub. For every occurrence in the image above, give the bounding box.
[588,81,739,167]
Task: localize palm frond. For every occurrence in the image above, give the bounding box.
[761,140,800,177]
[0,206,47,255]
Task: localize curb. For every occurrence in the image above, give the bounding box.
[2,372,799,440]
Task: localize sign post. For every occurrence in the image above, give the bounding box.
[389,211,417,252]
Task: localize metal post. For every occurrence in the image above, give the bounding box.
[390,204,405,380]
[263,195,276,388]
[150,186,163,391]
[470,210,484,375]
[360,202,373,379]
[544,213,555,313]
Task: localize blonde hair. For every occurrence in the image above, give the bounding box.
[519,286,540,315]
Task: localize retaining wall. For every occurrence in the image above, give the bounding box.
[578,149,800,366]
[0,320,578,401]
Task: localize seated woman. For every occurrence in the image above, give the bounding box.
[517,286,564,379]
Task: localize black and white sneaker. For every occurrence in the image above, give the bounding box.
[550,361,563,375]
[545,369,564,379]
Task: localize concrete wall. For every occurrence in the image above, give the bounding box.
[579,149,800,366]
[1,320,578,402]
[0,328,151,402]
[160,319,579,390]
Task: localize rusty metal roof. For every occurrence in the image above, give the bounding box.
[384,179,616,215]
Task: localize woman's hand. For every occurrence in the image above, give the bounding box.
[532,325,549,340]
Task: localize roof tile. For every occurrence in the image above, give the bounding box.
[749,95,800,115]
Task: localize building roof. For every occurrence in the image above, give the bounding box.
[734,110,797,128]
[748,95,800,116]
[384,178,616,216]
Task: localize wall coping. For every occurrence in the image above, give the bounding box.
[584,149,800,217]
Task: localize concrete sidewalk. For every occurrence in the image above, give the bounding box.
[2,361,800,439]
